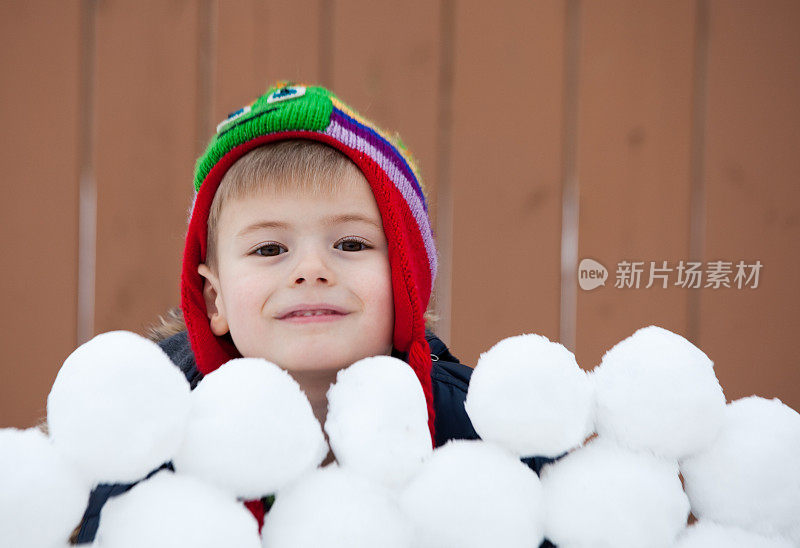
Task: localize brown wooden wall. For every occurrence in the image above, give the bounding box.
[2,0,798,428]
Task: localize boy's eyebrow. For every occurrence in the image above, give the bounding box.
[235,213,383,238]
[325,213,383,230]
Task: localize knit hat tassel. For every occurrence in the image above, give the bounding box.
[243,499,265,532]
[408,337,437,447]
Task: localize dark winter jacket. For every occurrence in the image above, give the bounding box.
[74,330,557,546]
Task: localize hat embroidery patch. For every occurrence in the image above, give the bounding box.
[266,85,307,104]
[215,104,252,134]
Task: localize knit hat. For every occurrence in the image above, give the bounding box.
[180,82,438,444]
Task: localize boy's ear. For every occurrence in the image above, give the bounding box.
[197,264,230,336]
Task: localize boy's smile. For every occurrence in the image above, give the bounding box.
[197,165,395,374]
[277,305,348,322]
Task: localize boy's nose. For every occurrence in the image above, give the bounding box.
[294,275,328,285]
[291,249,334,286]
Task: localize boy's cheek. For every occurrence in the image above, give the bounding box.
[228,273,273,301]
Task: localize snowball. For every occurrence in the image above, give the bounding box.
[325,356,431,488]
[95,470,260,548]
[399,440,544,548]
[172,357,327,499]
[0,428,90,547]
[465,334,594,457]
[262,465,412,548]
[673,521,794,548]
[540,438,689,548]
[680,396,800,542]
[47,331,190,484]
[592,325,726,459]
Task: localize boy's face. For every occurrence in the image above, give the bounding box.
[198,166,394,374]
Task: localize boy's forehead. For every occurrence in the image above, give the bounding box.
[233,161,371,200]
[219,172,384,232]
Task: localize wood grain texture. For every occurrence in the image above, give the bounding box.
[3,0,799,426]
[93,1,201,336]
[575,0,697,369]
[0,1,82,427]
[207,0,328,175]
[211,0,326,124]
[330,0,442,223]
[211,0,261,125]
[699,0,800,408]
[449,0,566,366]
[256,0,325,87]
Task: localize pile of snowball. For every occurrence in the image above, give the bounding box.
[1,326,798,548]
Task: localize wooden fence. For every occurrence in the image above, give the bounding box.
[1,0,798,428]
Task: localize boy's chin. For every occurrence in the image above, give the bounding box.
[239,337,393,374]
[263,348,355,375]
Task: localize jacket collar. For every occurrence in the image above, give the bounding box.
[425,329,461,364]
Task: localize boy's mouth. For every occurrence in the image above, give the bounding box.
[276,304,349,320]
[283,309,344,318]
[279,310,349,325]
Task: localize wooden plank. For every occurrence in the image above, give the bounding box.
[211,0,325,132]
[330,0,442,213]
[0,1,82,427]
[700,0,800,409]
[93,1,202,336]
[449,0,565,366]
[575,0,697,369]
[211,0,261,124]
[256,0,325,87]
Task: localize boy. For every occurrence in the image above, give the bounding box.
[179,84,479,451]
[72,83,478,542]
[178,84,478,453]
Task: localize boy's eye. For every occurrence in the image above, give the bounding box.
[254,243,287,257]
[335,238,370,252]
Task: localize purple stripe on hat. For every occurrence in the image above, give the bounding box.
[325,119,438,281]
[331,110,427,213]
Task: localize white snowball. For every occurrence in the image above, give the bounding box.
[680,396,800,542]
[399,440,544,548]
[173,357,327,499]
[673,521,794,548]
[593,325,726,459]
[95,470,260,548]
[47,331,190,484]
[540,439,689,548]
[325,356,431,488]
[262,465,412,548]
[0,428,90,547]
[465,334,594,457]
